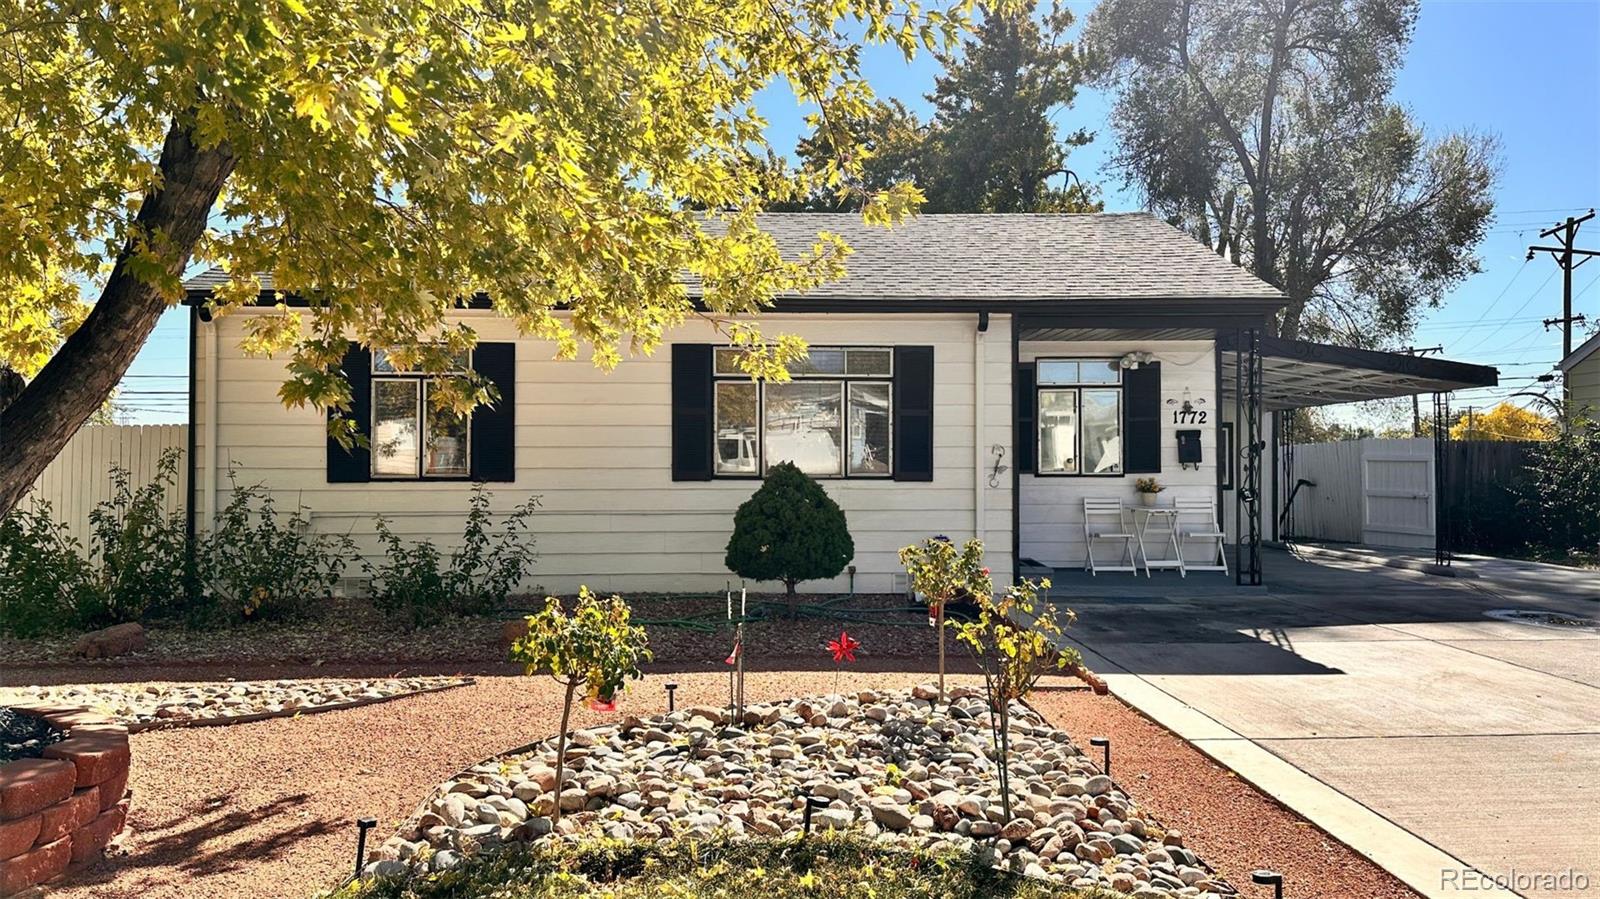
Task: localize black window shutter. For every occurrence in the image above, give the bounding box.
[1124,362,1162,473]
[327,342,372,483]
[893,346,934,481]
[671,344,714,481]
[1015,363,1036,474]
[471,342,516,482]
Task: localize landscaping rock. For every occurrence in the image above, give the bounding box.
[0,677,469,729]
[71,624,146,660]
[382,689,1229,898]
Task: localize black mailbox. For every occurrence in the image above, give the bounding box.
[1176,429,1203,468]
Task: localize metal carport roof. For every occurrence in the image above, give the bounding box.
[1219,335,1499,411]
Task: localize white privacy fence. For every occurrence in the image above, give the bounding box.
[22,425,189,547]
[1283,437,1435,550]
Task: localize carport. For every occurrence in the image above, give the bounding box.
[1217,334,1498,573]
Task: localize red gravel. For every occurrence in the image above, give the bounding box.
[25,665,1422,899]
[1029,687,1422,899]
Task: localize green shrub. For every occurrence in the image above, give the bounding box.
[0,501,95,638]
[195,475,356,624]
[78,450,189,626]
[365,485,539,626]
[328,832,1114,899]
[1524,417,1600,555]
[724,461,854,599]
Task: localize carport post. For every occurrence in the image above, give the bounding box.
[1233,327,1264,586]
[1433,392,1453,567]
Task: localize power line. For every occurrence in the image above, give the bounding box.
[1455,267,1558,354]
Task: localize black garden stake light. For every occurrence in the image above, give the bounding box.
[665,681,679,713]
[354,817,378,878]
[1251,869,1284,899]
[1090,736,1111,776]
[799,792,830,836]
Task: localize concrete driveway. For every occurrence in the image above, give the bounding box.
[1053,549,1600,899]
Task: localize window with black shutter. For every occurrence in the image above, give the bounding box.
[328,342,517,482]
[675,344,933,481]
[1032,358,1127,477]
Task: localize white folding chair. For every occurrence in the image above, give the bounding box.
[1174,497,1228,573]
[1082,498,1138,576]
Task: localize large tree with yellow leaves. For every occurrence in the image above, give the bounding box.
[0,0,969,514]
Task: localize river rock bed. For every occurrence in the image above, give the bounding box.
[0,676,470,727]
[378,686,1233,898]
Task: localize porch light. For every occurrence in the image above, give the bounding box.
[355,816,378,878]
[1251,869,1284,898]
[1089,736,1111,776]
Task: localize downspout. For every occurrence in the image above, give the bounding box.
[974,311,989,545]
[1010,316,1021,583]
[185,305,199,602]
[204,316,219,533]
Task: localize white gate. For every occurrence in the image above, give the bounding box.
[1361,449,1434,549]
[1285,438,1434,550]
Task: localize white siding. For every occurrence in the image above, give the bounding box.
[196,312,1014,594]
[1569,354,1600,419]
[1018,340,1220,568]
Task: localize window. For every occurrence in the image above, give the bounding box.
[712,346,893,477]
[370,350,472,479]
[1036,358,1123,476]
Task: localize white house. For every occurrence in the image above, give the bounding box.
[1559,330,1600,419]
[182,213,1496,594]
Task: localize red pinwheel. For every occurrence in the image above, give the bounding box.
[828,630,860,664]
[827,630,859,692]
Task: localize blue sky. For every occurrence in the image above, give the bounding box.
[119,0,1600,423]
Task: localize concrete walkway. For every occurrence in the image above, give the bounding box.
[1055,548,1600,899]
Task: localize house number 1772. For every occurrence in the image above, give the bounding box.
[1172,409,1207,424]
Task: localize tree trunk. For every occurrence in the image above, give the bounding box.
[996,701,1012,821]
[0,119,235,516]
[553,679,576,823]
[935,601,947,701]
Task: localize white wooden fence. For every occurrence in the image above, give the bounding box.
[23,425,189,547]
[1283,437,1435,550]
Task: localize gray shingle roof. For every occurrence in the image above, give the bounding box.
[184,212,1286,304]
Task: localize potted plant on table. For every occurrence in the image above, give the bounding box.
[1134,477,1164,507]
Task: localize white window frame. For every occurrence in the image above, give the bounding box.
[1035,357,1124,479]
[370,349,474,481]
[712,346,894,479]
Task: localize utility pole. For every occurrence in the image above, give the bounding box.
[1401,346,1443,437]
[1527,209,1597,362]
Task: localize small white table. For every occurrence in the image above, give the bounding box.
[1131,507,1186,577]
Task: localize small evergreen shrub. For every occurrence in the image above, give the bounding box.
[195,475,357,624]
[724,461,854,599]
[365,485,539,627]
[0,501,95,638]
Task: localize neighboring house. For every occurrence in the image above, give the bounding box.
[1559,330,1600,419]
[182,213,1496,593]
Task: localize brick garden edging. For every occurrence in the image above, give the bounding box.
[0,705,131,897]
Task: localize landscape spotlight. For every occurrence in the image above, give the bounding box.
[665,681,679,712]
[1251,869,1284,899]
[1089,736,1111,776]
[355,817,378,878]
